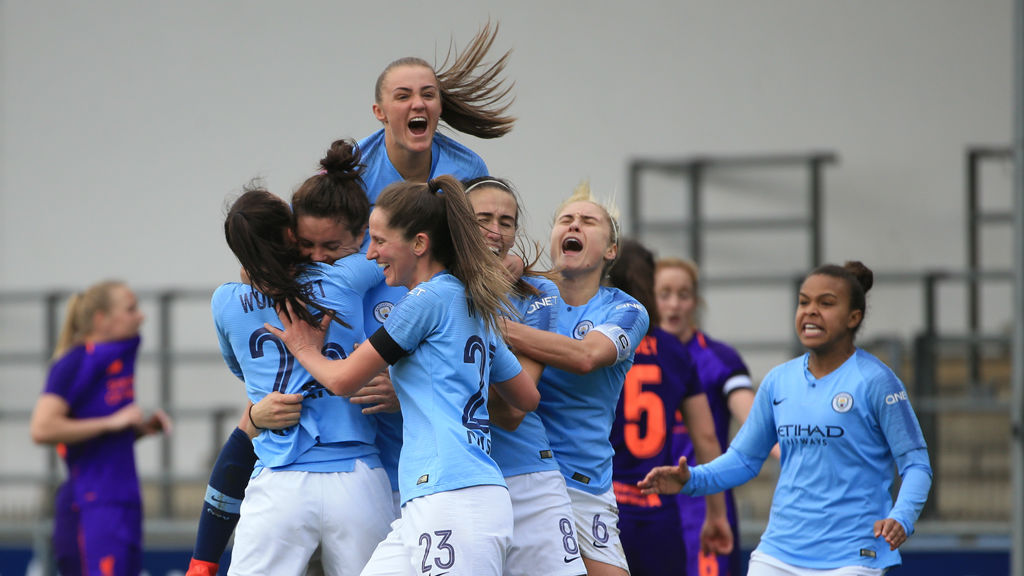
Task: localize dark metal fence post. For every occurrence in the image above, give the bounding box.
[914,272,941,518]
[688,161,704,267]
[809,157,825,268]
[967,149,982,392]
[158,292,174,518]
[41,291,64,576]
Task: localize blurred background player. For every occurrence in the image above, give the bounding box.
[608,240,732,576]
[30,280,171,576]
[656,258,772,576]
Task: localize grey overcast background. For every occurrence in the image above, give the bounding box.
[0,0,1016,523]
[1,0,1014,378]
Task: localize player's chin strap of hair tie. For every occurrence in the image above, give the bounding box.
[463,179,510,195]
[428,178,444,196]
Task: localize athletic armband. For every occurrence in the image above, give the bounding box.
[723,374,753,395]
[368,326,409,365]
[592,323,633,364]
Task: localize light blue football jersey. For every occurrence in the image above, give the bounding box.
[685,348,931,570]
[378,272,522,504]
[356,128,488,208]
[489,276,562,477]
[536,286,649,494]
[211,255,384,471]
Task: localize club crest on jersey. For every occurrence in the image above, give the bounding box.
[373,301,394,324]
[573,320,594,340]
[106,359,124,375]
[832,392,854,413]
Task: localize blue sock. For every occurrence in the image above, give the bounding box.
[192,427,257,563]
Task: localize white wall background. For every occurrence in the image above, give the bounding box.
[0,0,1016,513]
[2,0,1014,284]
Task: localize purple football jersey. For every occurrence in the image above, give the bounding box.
[611,328,703,574]
[672,330,750,576]
[45,336,142,506]
[613,328,703,486]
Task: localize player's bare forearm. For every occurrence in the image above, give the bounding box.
[349,373,401,414]
[488,385,528,431]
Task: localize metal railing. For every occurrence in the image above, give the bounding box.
[0,266,1015,559]
[628,152,839,271]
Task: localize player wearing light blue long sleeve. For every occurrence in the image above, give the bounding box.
[683,349,930,570]
[539,288,649,495]
[640,262,932,575]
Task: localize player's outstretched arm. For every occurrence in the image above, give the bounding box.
[31,395,143,445]
[637,456,691,495]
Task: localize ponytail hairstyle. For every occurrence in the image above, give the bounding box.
[807,260,874,337]
[52,280,126,360]
[374,175,515,333]
[374,21,515,140]
[608,239,658,334]
[463,175,549,299]
[291,139,370,238]
[224,184,345,329]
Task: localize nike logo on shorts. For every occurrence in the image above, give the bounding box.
[564,556,580,563]
[592,541,608,549]
[773,398,785,405]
